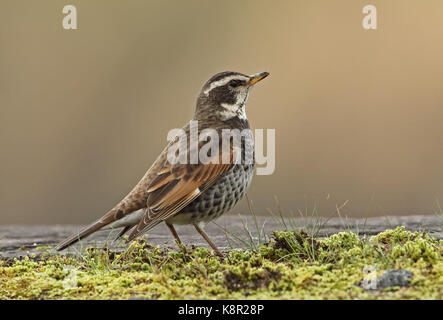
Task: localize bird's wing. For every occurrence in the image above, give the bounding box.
[127,149,233,241]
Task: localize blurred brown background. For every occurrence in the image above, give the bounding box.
[1,0,443,224]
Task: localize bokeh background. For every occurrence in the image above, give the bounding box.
[1,0,443,224]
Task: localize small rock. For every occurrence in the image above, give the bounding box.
[376,269,413,289]
[362,269,413,290]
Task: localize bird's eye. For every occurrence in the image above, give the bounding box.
[229,80,242,88]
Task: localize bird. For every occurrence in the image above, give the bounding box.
[56,71,269,255]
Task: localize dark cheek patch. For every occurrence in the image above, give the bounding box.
[211,86,237,105]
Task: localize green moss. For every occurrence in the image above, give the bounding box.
[0,227,442,299]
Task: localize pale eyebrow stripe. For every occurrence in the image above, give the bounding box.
[203,75,249,95]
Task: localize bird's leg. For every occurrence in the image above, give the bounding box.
[166,222,187,254]
[113,225,132,243]
[193,223,223,256]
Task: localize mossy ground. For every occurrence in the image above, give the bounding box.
[0,227,442,299]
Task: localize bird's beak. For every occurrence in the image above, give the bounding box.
[245,72,270,87]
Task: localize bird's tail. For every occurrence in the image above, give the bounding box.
[56,180,148,251]
[55,205,126,251]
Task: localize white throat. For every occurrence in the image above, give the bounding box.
[220,90,249,120]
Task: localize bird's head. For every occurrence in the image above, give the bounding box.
[195,71,269,122]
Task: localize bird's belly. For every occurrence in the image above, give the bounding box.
[167,164,254,225]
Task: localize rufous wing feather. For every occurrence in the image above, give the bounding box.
[127,150,233,241]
